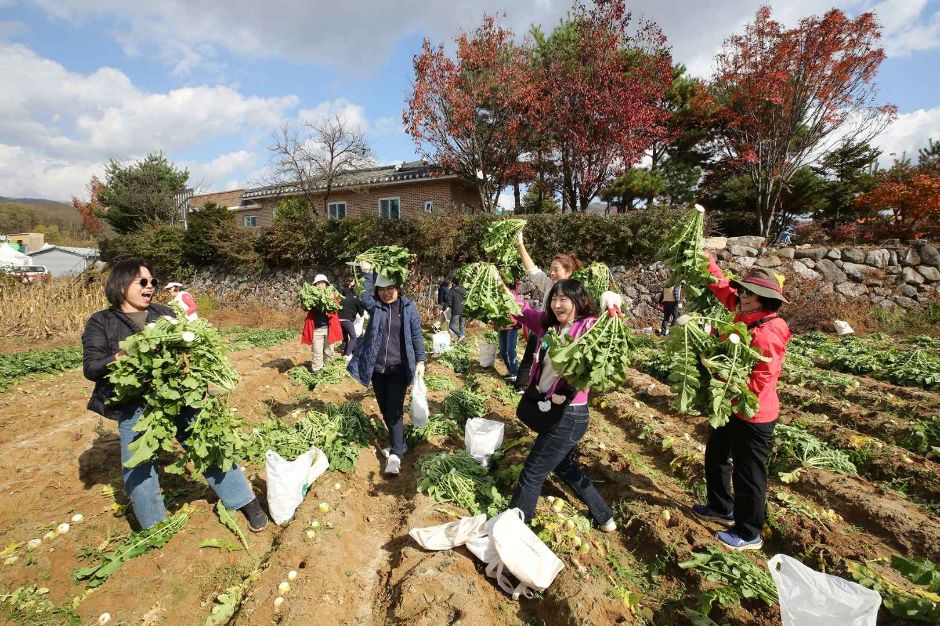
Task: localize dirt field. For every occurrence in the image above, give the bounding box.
[0,321,937,625]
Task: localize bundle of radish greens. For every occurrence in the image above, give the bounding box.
[663,313,768,428]
[571,262,615,303]
[107,311,246,476]
[457,261,521,327]
[298,283,340,311]
[482,218,526,282]
[656,205,730,319]
[355,245,414,285]
[544,310,634,392]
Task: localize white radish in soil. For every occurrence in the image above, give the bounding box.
[98,613,111,625]
[27,539,42,549]
[71,513,84,523]
[287,570,298,581]
[274,596,284,610]
[305,529,316,540]
[56,523,70,534]
[318,502,330,513]
[278,581,290,594]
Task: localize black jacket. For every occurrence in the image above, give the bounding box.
[339,288,366,321]
[82,304,173,420]
[446,285,467,316]
[437,283,450,305]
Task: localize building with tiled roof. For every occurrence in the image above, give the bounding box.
[188,160,481,228]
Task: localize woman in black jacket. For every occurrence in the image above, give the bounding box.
[82,259,267,531]
[339,278,366,362]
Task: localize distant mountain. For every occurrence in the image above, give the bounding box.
[0,196,83,233]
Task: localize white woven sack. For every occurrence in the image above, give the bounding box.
[409,514,487,551]
[264,446,329,525]
[490,508,564,599]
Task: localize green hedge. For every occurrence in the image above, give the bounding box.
[101,207,685,277]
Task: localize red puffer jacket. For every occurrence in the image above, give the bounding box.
[707,258,792,424]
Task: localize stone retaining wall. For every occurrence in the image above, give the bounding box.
[187,238,939,322]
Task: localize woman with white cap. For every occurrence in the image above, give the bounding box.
[300,273,343,373]
[164,282,198,320]
[347,262,426,475]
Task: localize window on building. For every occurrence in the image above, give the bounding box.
[328,202,347,219]
[379,197,401,219]
[243,215,257,227]
[424,201,433,213]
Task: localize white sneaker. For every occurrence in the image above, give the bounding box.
[385,454,401,474]
[599,518,617,533]
[382,445,408,459]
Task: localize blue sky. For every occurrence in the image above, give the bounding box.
[1,0,939,203]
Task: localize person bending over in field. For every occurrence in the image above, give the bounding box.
[347,261,426,475]
[510,279,619,533]
[514,231,581,393]
[81,258,267,531]
[692,257,792,551]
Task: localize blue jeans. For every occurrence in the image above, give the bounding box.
[509,404,613,524]
[372,368,408,457]
[449,314,465,339]
[498,328,519,377]
[118,405,256,529]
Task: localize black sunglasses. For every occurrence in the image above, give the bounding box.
[135,278,161,289]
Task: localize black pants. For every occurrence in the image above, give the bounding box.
[372,367,408,457]
[705,418,776,540]
[661,302,678,335]
[340,319,358,356]
[514,334,538,390]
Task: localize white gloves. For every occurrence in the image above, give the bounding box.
[415,362,425,378]
[359,260,373,273]
[599,291,623,312]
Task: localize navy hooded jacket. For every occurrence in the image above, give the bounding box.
[347,272,426,386]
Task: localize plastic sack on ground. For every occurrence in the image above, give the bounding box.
[410,376,430,428]
[432,331,451,355]
[478,342,497,368]
[465,418,505,466]
[488,508,564,600]
[265,446,329,525]
[769,554,881,626]
[409,514,487,550]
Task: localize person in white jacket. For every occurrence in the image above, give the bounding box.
[165,282,198,320]
[513,231,581,392]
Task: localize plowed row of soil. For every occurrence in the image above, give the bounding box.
[1,326,937,625]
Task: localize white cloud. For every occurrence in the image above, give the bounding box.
[184,150,258,192]
[0,41,300,199]
[297,98,369,132]
[873,106,940,162]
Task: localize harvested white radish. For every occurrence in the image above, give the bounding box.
[278,581,290,594]
[273,596,284,610]
[56,523,70,534]
[71,513,84,523]
[318,502,330,513]
[305,529,316,540]
[98,613,112,625]
[27,539,41,549]
[287,570,298,581]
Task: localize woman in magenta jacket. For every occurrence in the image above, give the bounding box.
[692,256,792,551]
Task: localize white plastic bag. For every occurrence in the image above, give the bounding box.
[432,330,451,355]
[410,376,430,428]
[833,320,854,336]
[265,446,329,525]
[353,313,365,337]
[478,342,497,368]
[465,418,505,466]
[409,514,487,550]
[769,554,881,626]
[488,508,564,599]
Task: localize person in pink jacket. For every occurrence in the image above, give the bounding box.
[509,279,619,532]
[692,255,792,551]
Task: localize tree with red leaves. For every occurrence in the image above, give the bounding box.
[404,15,532,212]
[711,6,895,237]
[529,0,672,212]
[855,152,940,229]
[72,176,107,238]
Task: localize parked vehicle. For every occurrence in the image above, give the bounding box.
[1,264,49,283]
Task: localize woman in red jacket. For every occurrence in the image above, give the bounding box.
[692,256,792,551]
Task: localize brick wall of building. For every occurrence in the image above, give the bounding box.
[190,189,245,209]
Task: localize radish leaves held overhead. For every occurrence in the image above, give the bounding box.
[457,262,521,327]
[571,262,615,304]
[356,245,414,285]
[298,283,340,312]
[482,219,526,282]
